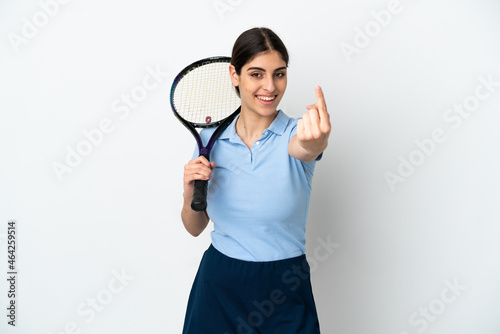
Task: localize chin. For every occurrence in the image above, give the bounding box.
[255,105,279,117]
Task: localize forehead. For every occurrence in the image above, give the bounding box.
[243,50,287,69]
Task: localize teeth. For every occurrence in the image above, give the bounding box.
[257,96,275,101]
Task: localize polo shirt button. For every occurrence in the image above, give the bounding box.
[256,141,260,145]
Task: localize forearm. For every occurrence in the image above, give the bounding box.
[288,135,327,162]
[181,156,215,236]
[181,195,210,237]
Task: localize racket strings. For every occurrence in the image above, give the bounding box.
[173,61,240,125]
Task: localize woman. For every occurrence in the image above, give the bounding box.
[182,27,330,333]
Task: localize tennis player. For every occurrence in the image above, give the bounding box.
[181,27,330,334]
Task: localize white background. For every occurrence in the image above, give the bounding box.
[1,0,500,333]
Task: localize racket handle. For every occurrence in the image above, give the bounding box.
[191,179,208,212]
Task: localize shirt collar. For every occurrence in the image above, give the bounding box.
[219,109,289,140]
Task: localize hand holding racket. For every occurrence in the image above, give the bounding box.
[170,57,241,212]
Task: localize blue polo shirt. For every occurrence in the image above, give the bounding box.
[192,110,321,261]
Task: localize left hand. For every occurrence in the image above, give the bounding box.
[296,86,331,156]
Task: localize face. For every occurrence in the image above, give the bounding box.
[230,50,287,118]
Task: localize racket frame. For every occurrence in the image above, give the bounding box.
[170,56,241,211]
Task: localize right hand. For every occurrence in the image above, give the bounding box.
[183,156,216,200]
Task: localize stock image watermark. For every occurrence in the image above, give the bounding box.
[385,74,499,192]
[6,220,18,326]
[339,0,422,63]
[212,0,243,21]
[397,277,467,334]
[51,64,169,182]
[47,268,134,334]
[7,0,73,53]
[227,235,339,334]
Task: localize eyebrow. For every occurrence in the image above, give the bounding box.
[247,66,287,72]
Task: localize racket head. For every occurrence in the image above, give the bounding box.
[170,56,241,129]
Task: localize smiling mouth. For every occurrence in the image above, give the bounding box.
[256,95,276,102]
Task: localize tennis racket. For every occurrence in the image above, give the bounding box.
[170,56,241,212]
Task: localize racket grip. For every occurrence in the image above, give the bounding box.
[191,179,208,212]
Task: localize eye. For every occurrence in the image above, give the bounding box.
[274,72,286,78]
[251,72,263,78]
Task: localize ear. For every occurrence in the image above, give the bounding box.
[229,64,239,88]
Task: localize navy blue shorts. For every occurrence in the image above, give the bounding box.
[182,244,320,334]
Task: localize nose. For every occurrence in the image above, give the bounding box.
[263,75,276,93]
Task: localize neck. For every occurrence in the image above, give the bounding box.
[236,108,278,148]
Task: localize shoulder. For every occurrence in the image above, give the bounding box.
[268,110,298,140]
[277,110,301,140]
[199,127,217,141]
[200,127,217,136]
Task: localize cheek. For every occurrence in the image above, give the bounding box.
[240,80,258,95]
[280,78,287,90]
[272,77,287,92]
[239,84,255,103]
